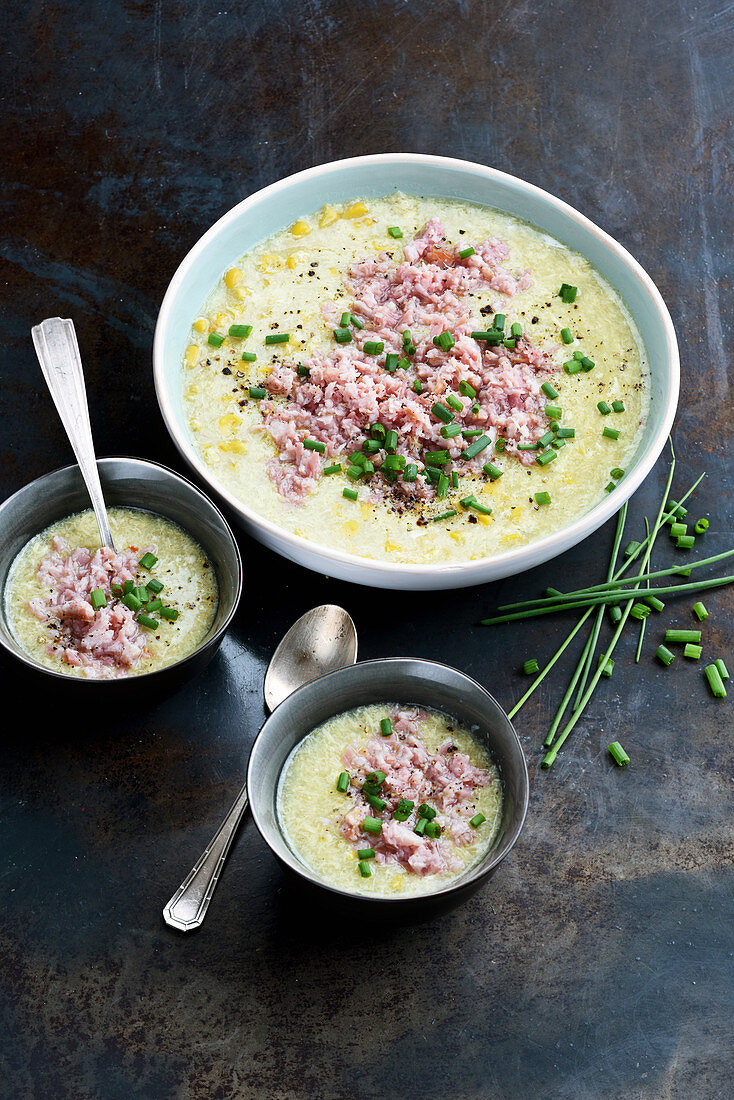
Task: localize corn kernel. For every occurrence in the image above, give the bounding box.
[258,253,282,272]
[318,204,339,228]
[234,285,251,300]
[384,540,401,552]
[215,311,232,329]
[218,413,241,435]
[449,531,464,543]
[476,514,491,527]
[290,219,312,238]
[342,201,368,219]
[361,217,376,226]
[286,256,298,270]
[184,344,199,366]
[192,318,208,334]
[219,440,247,453]
[343,519,360,535]
[185,384,199,397]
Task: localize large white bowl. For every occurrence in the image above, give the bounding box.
[154,153,679,590]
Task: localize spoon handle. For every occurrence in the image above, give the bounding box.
[162,782,250,932]
[31,317,115,550]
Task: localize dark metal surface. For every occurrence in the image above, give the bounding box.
[1,1,731,1097]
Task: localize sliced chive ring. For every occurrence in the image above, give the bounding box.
[363,340,384,355]
[559,283,578,303]
[684,643,703,660]
[387,226,403,238]
[611,399,625,412]
[598,654,614,677]
[541,381,559,399]
[522,658,539,675]
[597,401,612,415]
[694,518,709,534]
[469,813,485,828]
[90,588,107,610]
[656,644,675,667]
[379,718,393,737]
[333,328,352,344]
[336,771,350,793]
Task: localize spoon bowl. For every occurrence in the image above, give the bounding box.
[163,603,358,931]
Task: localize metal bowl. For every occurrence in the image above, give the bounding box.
[247,658,529,914]
[0,457,242,690]
[154,152,679,590]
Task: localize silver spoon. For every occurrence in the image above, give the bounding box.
[31,317,115,549]
[162,604,358,932]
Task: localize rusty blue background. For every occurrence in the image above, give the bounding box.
[0,1,732,1097]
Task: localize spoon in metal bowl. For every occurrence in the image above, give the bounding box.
[31,317,115,550]
[163,603,358,932]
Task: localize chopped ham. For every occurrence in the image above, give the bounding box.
[338,708,492,877]
[261,218,556,502]
[28,536,150,678]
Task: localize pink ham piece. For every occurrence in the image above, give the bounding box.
[339,708,492,877]
[261,218,556,502]
[28,536,150,678]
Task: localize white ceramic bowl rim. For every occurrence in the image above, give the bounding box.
[154,152,679,584]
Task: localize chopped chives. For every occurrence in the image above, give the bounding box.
[366,793,387,811]
[90,588,107,610]
[665,629,701,644]
[336,771,350,792]
[522,658,539,675]
[517,442,538,451]
[431,402,454,424]
[608,741,630,767]
[207,332,224,347]
[580,357,595,372]
[451,471,459,488]
[241,351,257,362]
[340,311,351,327]
[560,327,574,344]
[358,860,372,877]
[695,518,709,534]
[597,401,612,414]
[603,427,621,440]
[385,430,398,452]
[714,658,729,680]
[630,602,650,620]
[357,848,375,859]
[609,605,622,624]
[469,813,485,828]
[440,423,461,439]
[545,404,562,419]
[573,349,585,361]
[413,378,423,394]
[483,462,503,480]
[644,595,665,612]
[536,449,556,466]
[503,338,517,349]
[684,643,703,660]
[413,817,428,837]
[363,340,384,355]
[403,463,418,482]
[424,821,441,839]
[123,579,134,594]
[350,451,367,467]
[134,586,148,604]
[458,246,475,259]
[656,644,675,666]
[362,816,382,835]
[397,357,410,370]
[555,427,575,439]
[610,467,625,480]
[459,495,492,516]
[539,431,555,447]
[402,329,412,345]
[229,324,252,338]
[495,438,506,451]
[598,654,614,677]
[110,584,122,598]
[432,509,457,522]
[393,797,414,821]
[611,400,625,412]
[670,522,687,537]
[249,386,267,399]
[304,438,325,453]
[433,330,456,351]
[424,449,450,465]
[342,487,358,501]
[511,322,523,338]
[362,439,381,454]
[559,283,577,302]
[366,771,386,785]
[446,393,463,412]
[463,435,491,459]
[462,429,483,438]
[493,314,506,330]
[693,601,708,621]
[160,606,178,621]
[541,381,559,399]
[677,535,695,549]
[265,332,289,344]
[666,500,688,519]
[535,491,551,505]
[384,352,399,371]
[417,804,436,820]
[139,552,158,570]
[470,330,497,342]
[362,460,375,476]
[346,465,363,480]
[334,328,352,344]
[704,664,727,698]
[137,614,159,629]
[624,540,641,558]
[379,718,392,737]
[564,360,582,375]
[146,578,164,595]
[436,473,449,498]
[604,481,617,493]
[387,226,403,238]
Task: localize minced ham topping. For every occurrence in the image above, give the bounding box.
[28,536,149,678]
[261,218,558,503]
[339,708,492,877]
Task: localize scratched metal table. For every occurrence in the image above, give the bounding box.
[1,2,731,1097]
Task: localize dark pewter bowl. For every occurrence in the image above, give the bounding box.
[0,457,242,693]
[247,658,529,916]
